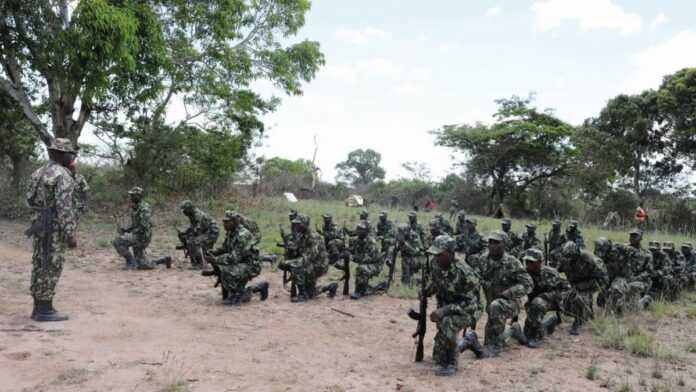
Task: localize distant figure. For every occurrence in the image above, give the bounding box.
[635,204,648,230]
[494,203,505,219]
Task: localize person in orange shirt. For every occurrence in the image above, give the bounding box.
[635,204,648,230]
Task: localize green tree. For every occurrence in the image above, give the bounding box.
[658,67,696,164]
[434,95,575,214]
[401,161,432,182]
[335,149,386,187]
[0,91,39,193]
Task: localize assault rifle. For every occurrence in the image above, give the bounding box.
[25,207,56,270]
[340,226,351,296]
[408,253,429,362]
[277,224,298,297]
[386,234,401,290]
[202,252,226,300]
[543,234,549,265]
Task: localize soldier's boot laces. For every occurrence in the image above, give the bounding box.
[154,256,172,269]
[510,322,528,346]
[31,300,69,322]
[253,281,270,301]
[569,319,584,336]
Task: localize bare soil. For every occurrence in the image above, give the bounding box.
[1,219,695,392]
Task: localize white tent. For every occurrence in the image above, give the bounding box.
[344,194,364,207]
[284,192,298,203]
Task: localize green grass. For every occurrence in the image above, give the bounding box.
[585,365,599,381]
[590,314,657,357]
[56,368,90,385]
[158,380,189,392]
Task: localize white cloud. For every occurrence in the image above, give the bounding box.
[334,27,391,44]
[531,0,642,35]
[486,6,502,17]
[650,12,669,30]
[624,30,696,93]
[322,58,432,84]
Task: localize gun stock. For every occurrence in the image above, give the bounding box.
[414,253,429,362]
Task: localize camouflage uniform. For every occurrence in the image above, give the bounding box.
[71,171,89,224]
[350,222,385,299]
[319,214,344,262]
[433,213,454,235]
[522,248,569,346]
[521,224,541,251]
[408,211,427,244]
[565,220,585,249]
[376,212,396,257]
[425,235,481,375]
[664,242,687,299]
[681,243,696,288]
[479,231,533,351]
[595,239,631,314]
[240,214,261,242]
[625,231,654,309]
[648,242,674,300]
[459,218,485,259]
[113,187,154,269]
[546,220,567,268]
[278,215,330,301]
[427,218,443,248]
[501,219,522,257]
[558,242,608,334]
[401,224,425,286]
[179,200,220,269]
[453,211,467,237]
[26,139,78,305]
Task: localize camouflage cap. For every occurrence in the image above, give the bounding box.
[291,214,310,226]
[322,214,332,220]
[179,199,194,210]
[568,220,578,228]
[427,235,456,255]
[523,248,544,263]
[647,241,660,250]
[501,218,512,225]
[127,186,144,196]
[526,224,536,230]
[487,230,508,243]
[465,217,477,225]
[681,242,693,250]
[48,138,77,153]
[662,241,675,250]
[222,210,241,222]
[628,228,643,236]
[561,241,580,257]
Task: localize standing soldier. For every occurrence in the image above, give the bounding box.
[557,242,608,335]
[204,211,268,305]
[427,218,443,248]
[401,222,426,286]
[565,220,585,249]
[521,224,541,251]
[67,159,89,225]
[461,218,485,260]
[626,229,654,309]
[350,221,386,299]
[522,248,567,348]
[478,231,533,356]
[179,200,220,270]
[545,220,567,267]
[408,211,427,244]
[113,187,162,270]
[501,219,522,256]
[278,215,336,302]
[26,138,79,321]
[433,213,453,235]
[376,211,396,258]
[420,235,481,376]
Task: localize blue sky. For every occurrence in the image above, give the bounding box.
[253,0,696,182]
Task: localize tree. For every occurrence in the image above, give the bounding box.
[0,91,39,193]
[335,149,386,187]
[401,161,432,182]
[658,67,696,165]
[259,157,314,195]
[0,0,167,146]
[434,95,575,214]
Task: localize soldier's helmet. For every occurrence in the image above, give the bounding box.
[291,214,310,227]
[526,224,536,231]
[48,138,77,153]
[127,186,144,199]
[427,235,456,255]
[648,241,660,251]
[561,241,580,257]
[322,214,332,221]
[523,248,544,264]
[179,199,195,211]
[501,218,512,227]
[379,211,388,220]
[487,230,509,244]
[359,209,369,219]
[222,210,241,223]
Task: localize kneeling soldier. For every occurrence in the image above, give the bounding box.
[350,221,386,299]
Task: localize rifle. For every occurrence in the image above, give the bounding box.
[408,253,429,362]
[543,234,549,265]
[278,224,297,297]
[341,230,351,296]
[202,252,228,300]
[25,207,56,271]
[386,236,400,290]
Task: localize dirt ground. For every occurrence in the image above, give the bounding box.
[2,220,696,392]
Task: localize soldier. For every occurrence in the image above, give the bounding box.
[350,221,386,299]
[460,218,485,260]
[417,235,481,376]
[626,229,654,309]
[179,200,220,270]
[663,242,687,300]
[26,138,79,321]
[681,243,696,288]
[67,159,89,225]
[401,222,426,286]
[113,187,163,270]
[545,219,567,267]
[501,219,522,256]
[318,214,341,243]
[595,238,631,315]
[407,211,427,244]
[376,211,396,258]
[278,215,336,302]
[478,231,533,356]
[647,241,673,300]
[204,211,268,305]
[522,248,568,348]
[454,210,467,237]
[557,241,608,335]
[427,218,443,248]
[565,220,585,249]
[433,213,453,235]
[239,213,261,242]
[521,224,541,251]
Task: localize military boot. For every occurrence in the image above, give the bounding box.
[253,281,270,301]
[569,319,584,336]
[350,283,365,300]
[457,330,484,358]
[239,288,253,303]
[509,322,528,345]
[136,259,155,270]
[124,254,137,270]
[544,313,561,336]
[223,292,242,306]
[291,287,308,303]
[153,256,172,269]
[320,282,338,298]
[31,300,69,322]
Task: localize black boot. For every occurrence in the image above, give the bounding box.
[223,293,242,306]
[544,314,561,336]
[124,255,137,270]
[201,270,217,277]
[291,287,308,303]
[457,330,484,359]
[509,322,528,346]
[320,282,338,298]
[154,256,172,269]
[569,319,583,336]
[253,282,270,301]
[31,300,69,322]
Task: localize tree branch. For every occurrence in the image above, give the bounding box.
[0,76,52,146]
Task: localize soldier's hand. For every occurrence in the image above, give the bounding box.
[67,236,78,249]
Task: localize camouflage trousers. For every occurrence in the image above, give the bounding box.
[354,263,383,293]
[31,235,65,301]
[650,275,674,300]
[433,312,477,366]
[562,289,594,323]
[113,233,151,267]
[280,259,325,296]
[485,298,520,347]
[185,234,217,266]
[598,278,629,314]
[218,262,261,294]
[524,294,562,340]
[400,254,423,285]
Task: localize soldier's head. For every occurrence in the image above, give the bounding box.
[457,210,466,223]
[681,243,693,256]
[408,211,418,225]
[594,237,612,259]
[523,248,544,274]
[127,186,144,206]
[428,235,456,268]
[322,214,333,224]
[396,223,409,242]
[47,138,77,167]
[487,231,508,258]
[648,241,661,254]
[526,224,536,234]
[179,200,195,216]
[465,217,477,228]
[291,214,310,234]
[628,228,643,247]
[288,209,298,222]
[359,209,369,220]
[356,221,370,239]
[379,211,388,222]
[567,220,578,232]
[501,218,512,232]
[561,241,580,260]
[429,219,441,237]
[222,210,241,231]
[662,242,675,254]
[552,219,561,231]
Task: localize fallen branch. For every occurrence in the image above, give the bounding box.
[330,308,355,318]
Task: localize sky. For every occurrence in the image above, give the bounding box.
[246,0,696,183]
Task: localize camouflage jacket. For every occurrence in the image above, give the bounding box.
[546,229,567,251]
[527,265,570,304]
[376,220,396,245]
[503,230,522,253]
[558,251,608,292]
[214,226,259,268]
[401,227,425,257]
[454,220,467,236]
[129,201,153,242]
[352,235,382,266]
[320,222,343,243]
[241,216,260,241]
[650,251,673,278]
[521,232,541,250]
[459,230,485,256]
[666,251,687,277]
[565,230,585,249]
[479,253,533,303]
[187,208,219,238]
[409,222,427,244]
[436,217,453,235]
[73,172,89,218]
[26,161,78,240]
[626,246,654,287]
[426,256,481,318]
[683,252,696,274]
[291,230,328,271]
[603,244,632,282]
